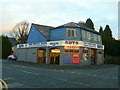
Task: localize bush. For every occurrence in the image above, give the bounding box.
[104,56,120,65]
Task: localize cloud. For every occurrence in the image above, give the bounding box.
[0,0,118,39]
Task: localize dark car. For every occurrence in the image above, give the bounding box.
[7,55,17,60]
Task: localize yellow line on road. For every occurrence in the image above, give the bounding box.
[0,79,8,90]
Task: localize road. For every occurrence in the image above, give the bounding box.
[0,59,119,88]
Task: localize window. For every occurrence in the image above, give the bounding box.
[82,30,86,38]
[87,32,91,40]
[67,29,76,37]
[64,49,80,53]
[98,35,101,42]
[93,34,97,41]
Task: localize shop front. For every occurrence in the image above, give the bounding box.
[16,40,104,65]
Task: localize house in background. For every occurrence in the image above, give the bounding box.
[15,22,104,65]
[8,37,17,54]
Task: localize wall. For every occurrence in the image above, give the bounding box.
[26,48,38,63]
[96,49,104,64]
[27,25,47,43]
[15,48,38,63]
[16,49,27,62]
[50,27,65,41]
[81,28,102,44]
[65,27,81,40]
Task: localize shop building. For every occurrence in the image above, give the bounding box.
[14,22,104,65]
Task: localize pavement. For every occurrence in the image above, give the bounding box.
[0,59,119,88]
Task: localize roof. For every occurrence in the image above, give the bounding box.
[32,23,54,40]
[54,22,101,35]
[8,38,17,46]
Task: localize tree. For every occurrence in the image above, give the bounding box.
[10,21,29,44]
[99,26,104,34]
[86,18,95,30]
[104,25,113,40]
[0,35,12,59]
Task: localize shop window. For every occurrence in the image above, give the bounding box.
[67,29,76,37]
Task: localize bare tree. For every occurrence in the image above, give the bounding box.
[10,21,29,44]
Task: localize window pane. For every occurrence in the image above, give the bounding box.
[72,30,74,36]
[87,32,91,40]
[94,34,97,41]
[82,30,86,38]
[68,30,71,36]
[98,35,101,42]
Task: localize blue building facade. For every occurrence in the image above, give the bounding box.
[16,22,104,65]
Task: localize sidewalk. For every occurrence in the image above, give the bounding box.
[2,59,118,70]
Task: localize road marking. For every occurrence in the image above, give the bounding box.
[2,67,11,70]
[3,78,14,81]
[71,72,75,74]
[112,77,118,79]
[85,73,97,77]
[60,70,64,72]
[0,79,8,90]
[19,70,40,75]
[56,78,89,87]
[7,83,24,88]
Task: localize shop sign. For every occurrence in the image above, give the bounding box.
[64,46,80,49]
[84,42,96,48]
[17,44,28,48]
[47,41,62,46]
[72,54,80,63]
[62,40,84,46]
[28,42,47,47]
[97,44,104,49]
[17,42,47,48]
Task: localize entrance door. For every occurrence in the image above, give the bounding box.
[91,49,95,65]
[50,49,60,64]
[37,49,46,63]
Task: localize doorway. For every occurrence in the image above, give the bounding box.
[50,49,60,64]
[90,49,95,65]
[37,49,46,63]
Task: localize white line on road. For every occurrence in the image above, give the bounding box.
[7,83,24,87]
[19,70,40,75]
[3,77,14,81]
[2,67,12,70]
[112,77,118,79]
[56,78,89,87]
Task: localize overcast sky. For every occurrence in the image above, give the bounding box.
[0,0,118,39]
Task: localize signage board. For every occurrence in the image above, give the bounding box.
[17,44,29,48]
[96,44,104,49]
[47,41,62,46]
[64,46,80,49]
[72,54,80,63]
[17,42,47,48]
[83,42,96,48]
[28,42,47,47]
[62,40,84,46]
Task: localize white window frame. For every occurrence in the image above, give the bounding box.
[98,35,101,42]
[82,30,86,38]
[93,34,97,41]
[87,32,91,40]
[67,29,76,37]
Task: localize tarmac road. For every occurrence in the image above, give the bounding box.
[0,59,119,88]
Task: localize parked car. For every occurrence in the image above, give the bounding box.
[7,55,17,60]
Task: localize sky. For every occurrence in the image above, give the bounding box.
[0,0,119,39]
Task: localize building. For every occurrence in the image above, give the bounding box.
[8,37,17,54]
[14,22,104,65]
